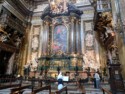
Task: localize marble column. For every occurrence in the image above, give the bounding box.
[78,20,82,54]
[48,23,52,55]
[76,19,81,54]
[46,22,49,55]
[38,21,43,57]
[42,21,49,55]
[76,20,78,54]
[50,24,54,55]
[69,17,75,54]
[74,19,76,54]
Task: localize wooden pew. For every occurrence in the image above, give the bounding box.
[78,84,86,94]
[0,84,21,90]
[0,77,23,86]
[31,85,51,94]
[10,85,31,94]
[0,78,17,86]
[101,87,112,94]
[55,86,68,94]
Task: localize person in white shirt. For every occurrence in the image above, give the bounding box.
[94,72,100,88]
[57,72,64,90]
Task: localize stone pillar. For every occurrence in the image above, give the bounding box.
[50,23,54,55]
[76,19,81,54]
[76,20,79,54]
[42,21,49,55]
[46,22,49,55]
[38,21,43,57]
[49,23,52,55]
[78,20,82,54]
[69,17,75,54]
[74,19,76,54]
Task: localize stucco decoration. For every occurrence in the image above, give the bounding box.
[85,22,92,31]
[31,36,39,51]
[41,2,83,19]
[30,58,38,72]
[30,52,38,72]
[83,50,100,70]
[85,33,94,47]
[50,0,68,14]
[33,27,40,35]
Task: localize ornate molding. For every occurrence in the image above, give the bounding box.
[3,1,24,21]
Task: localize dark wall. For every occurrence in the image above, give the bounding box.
[0,50,12,75]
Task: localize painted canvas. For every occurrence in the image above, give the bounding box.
[52,25,67,53]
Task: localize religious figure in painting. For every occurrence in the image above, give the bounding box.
[52,25,67,53]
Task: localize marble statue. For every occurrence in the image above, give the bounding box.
[103,26,114,38]
[30,58,38,72]
[31,36,39,51]
[85,33,94,47]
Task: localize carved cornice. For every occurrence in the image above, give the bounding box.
[41,3,83,19]
[12,0,33,16]
[19,0,31,10]
[3,1,24,21]
[0,14,26,33]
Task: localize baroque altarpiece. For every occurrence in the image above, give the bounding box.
[27,0,100,77]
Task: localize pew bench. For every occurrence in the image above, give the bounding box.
[10,85,31,94]
[31,85,51,94]
[101,87,112,94]
[0,84,21,90]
